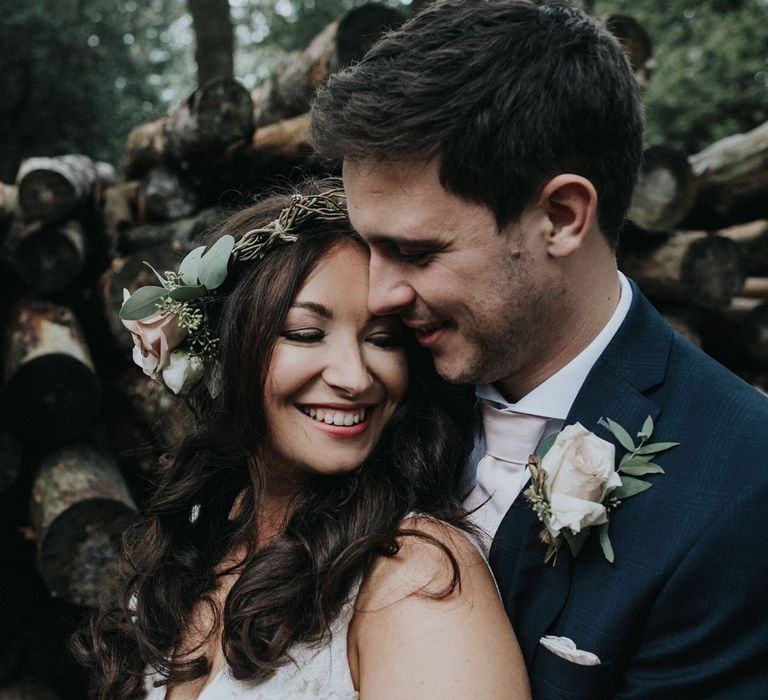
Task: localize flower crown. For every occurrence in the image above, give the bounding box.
[120,187,347,395]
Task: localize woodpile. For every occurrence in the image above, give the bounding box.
[0,6,766,698]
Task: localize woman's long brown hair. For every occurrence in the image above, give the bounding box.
[71,180,474,699]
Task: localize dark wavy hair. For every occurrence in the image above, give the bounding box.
[311,0,643,247]
[72,179,474,699]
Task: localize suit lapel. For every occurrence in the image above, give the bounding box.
[490,283,673,664]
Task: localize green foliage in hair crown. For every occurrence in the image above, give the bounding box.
[120,187,347,395]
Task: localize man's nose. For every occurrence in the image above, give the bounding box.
[322,341,374,396]
[367,255,416,316]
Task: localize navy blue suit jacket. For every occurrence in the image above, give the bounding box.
[489,282,768,699]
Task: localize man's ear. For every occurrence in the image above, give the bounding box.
[538,174,597,258]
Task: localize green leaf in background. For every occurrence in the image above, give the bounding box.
[611,476,653,500]
[598,523,614,564]
[635,441,680,455]
[197,235,235,290]
[619,463,665,476]
[119,286,167,320]
[168,285,208,302]
[537,432,559,460]
[603,417,636,452]
[179,245,206,286]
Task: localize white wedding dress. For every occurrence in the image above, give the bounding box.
[143,585,359,700]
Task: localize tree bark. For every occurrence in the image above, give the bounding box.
[6,219,86,293]
[102,181,141,254]
[116,206,226,254]
[165,78,255,174]
[717,219,768,276]
[620,231,745,308]
[139,166,199,222]
[253,4,405,127]
[15,154,104,223]
[2,300,102,444]
[109,368,195,453]
[628,147,698,233]
[187,0,234,86]
[740,276,768,299]
[123,117,168,180]
[0,183,18,221]
[29,443,135,607]
[685,119,768,227]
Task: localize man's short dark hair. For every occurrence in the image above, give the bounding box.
[311,0,643,247]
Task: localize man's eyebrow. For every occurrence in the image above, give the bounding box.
[290,301,332,318]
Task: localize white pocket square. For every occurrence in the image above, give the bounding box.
[539,635,601,666]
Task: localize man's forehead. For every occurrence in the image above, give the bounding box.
[343,158,440,193]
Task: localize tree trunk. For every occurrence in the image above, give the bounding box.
[253,4,405,127]
[685,119,768,226]
[29,443,135,607]
[628,147,698,233]
[718,219,768,275]
[0,183,18,221]
[15,155,103,223]
[102,181,141,255]
[620,231,745,308]
[187,0,234,86]
[740,276,768,299]
[233,112,314,180]
[109,368,195,453]
[139,166,199,222]
[116,206,226,254]
[2,300,102,444]
[165,78,255,174]
[6,219,86,293]
[123,117,168,180]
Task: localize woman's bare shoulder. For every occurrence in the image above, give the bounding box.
[354,514,488,610]
[348,515,530,699]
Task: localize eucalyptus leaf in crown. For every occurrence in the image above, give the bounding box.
[120,187,347,395]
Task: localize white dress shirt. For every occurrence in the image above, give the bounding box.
[462,272,633,543]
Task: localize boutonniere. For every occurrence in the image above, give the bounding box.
[524,416,678,566]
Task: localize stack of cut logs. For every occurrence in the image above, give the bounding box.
[0,6,767,698]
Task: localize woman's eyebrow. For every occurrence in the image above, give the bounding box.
[290,301,332,318]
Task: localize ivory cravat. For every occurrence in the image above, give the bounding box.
[464,401,549,554]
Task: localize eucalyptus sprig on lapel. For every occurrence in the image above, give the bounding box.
[524,416,678,566]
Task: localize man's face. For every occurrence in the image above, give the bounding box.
[344,159,559,390]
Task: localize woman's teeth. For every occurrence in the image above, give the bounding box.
[301,407,366,426]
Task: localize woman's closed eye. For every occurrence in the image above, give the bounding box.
[367,331,404,349]
[282,328,325,343]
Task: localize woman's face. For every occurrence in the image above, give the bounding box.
[264,241,408,478]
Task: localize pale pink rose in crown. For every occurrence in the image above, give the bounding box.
[121,289,188,378]
[540,422,622,535]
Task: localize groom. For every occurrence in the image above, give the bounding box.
[311,1,768,698]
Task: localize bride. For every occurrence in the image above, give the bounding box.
[74,180,529,699]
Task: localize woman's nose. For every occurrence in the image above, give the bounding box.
[322,341,373,396]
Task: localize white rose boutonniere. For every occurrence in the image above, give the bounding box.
[525,416,678,565]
